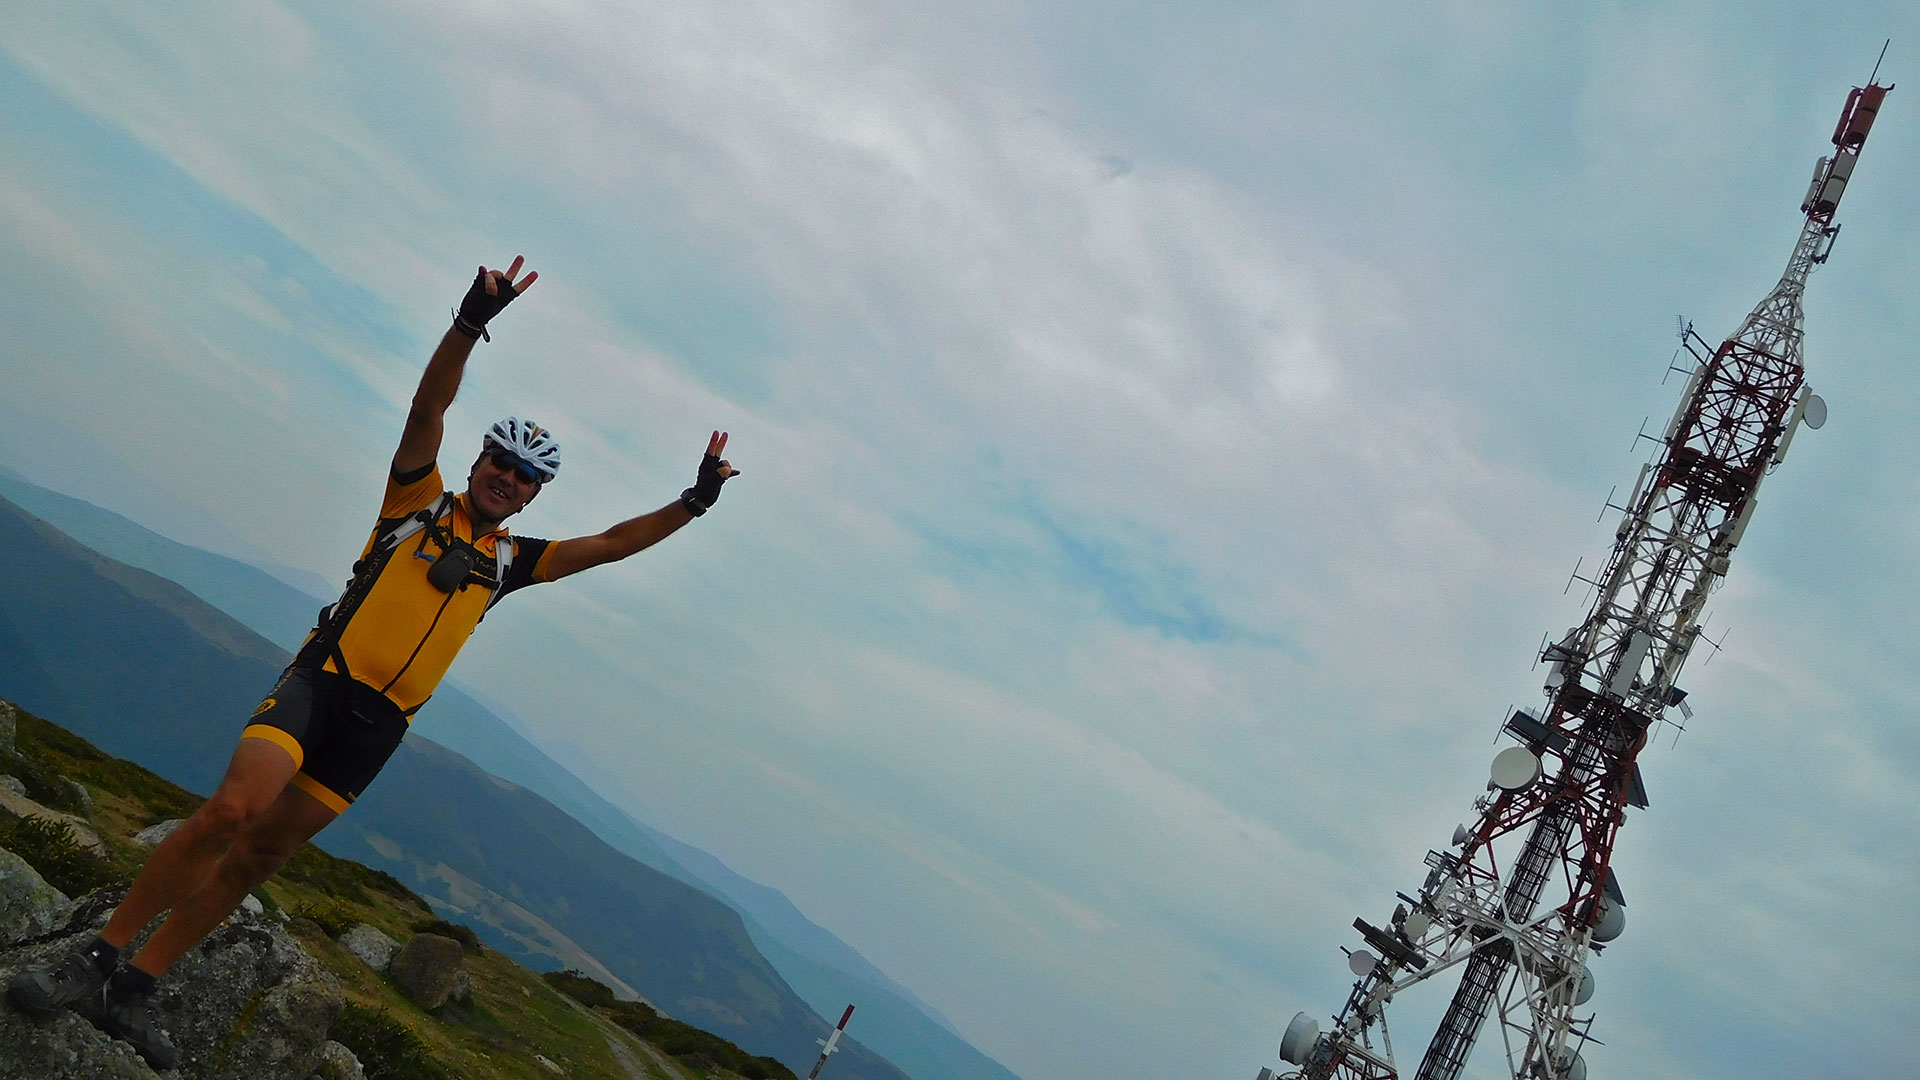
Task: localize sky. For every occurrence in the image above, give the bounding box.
[2,4,1918,1079]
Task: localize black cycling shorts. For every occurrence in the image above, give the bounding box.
[242,665,408,813]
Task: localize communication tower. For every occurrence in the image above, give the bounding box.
[1259,77,1891,1080]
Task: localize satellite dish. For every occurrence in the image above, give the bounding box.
[1451,823,1472,847]
[1490,747,1542,791]
[1574,964,1595,1006]
[1553,1050,1588,1080]
[1278,1012,1319,1065]
[1804,393,1828,429]
[1403,910,1432,940]
[1348,950,1378,977]
[1592,898,1626,942]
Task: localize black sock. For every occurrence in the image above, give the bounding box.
[80,935,120,977]
[108,962,158,997]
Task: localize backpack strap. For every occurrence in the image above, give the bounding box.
[303,492,461,679]
[377,492,459,558]
[484,537,514,615]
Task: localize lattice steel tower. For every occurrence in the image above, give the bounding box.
[1259,78,1891,1080]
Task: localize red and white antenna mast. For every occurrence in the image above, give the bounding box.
[1260,74,1890,1080]
[808,1004,856,1080]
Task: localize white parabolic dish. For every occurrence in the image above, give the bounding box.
[1279,1012,1319,1065]
[1490,746,1542,791]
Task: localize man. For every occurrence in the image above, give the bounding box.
[8,257,736,1067]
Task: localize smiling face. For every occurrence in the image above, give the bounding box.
[467,448,542,524]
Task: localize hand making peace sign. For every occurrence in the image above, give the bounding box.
[454,255,539,341]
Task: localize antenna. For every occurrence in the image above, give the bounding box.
[807,1004,856,1080]
[1258,77,1888,1080]
[1869,39,1890,87]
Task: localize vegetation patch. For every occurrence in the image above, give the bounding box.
[412,917,485,954]
[543,970,798,1080]
[277,842,432,912]
[289,897,359,938]
[333,1001,452,1080]
[0,814,116,896]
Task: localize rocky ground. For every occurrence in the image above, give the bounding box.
[0,864,358,1079]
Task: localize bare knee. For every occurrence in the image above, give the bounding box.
[219,834,298,888]
[187,792,266,845]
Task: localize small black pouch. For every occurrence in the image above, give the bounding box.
[425,540,478,592]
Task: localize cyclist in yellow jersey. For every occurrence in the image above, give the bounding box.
[9,256,737,1067]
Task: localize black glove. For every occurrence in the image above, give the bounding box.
[680,453,734,517]
[451,269,519,341]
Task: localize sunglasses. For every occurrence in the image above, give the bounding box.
[487,449,544,486]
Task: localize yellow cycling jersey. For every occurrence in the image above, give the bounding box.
[295,463,556,715]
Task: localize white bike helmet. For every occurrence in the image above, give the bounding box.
[483,416,562,482]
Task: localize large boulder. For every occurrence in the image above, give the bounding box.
[309,1039,365,1079]
[0,845,70,943]
[0,877,345,1080]
[133,820,185,849]
[336,925,399,973]
[386,933,463,1010]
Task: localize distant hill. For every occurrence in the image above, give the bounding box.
[0,471,1025,1080]
[0,491,914,1080]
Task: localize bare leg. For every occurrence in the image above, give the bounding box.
[128,780,339,976]
[101,737,301,951]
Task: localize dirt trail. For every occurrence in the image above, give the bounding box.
[602,1027,682,1079]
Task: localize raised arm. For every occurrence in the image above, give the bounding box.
[393,258,538,476]
[544,431,738,581]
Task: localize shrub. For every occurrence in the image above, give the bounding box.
[288,898,357,938]
[0,814,116,896]
[0,752,86,814]
[276,844,431,911]
[412,917,484,954]
[541,970,798,1080]
[542,969,618,1008]
[331,1002,449,1080]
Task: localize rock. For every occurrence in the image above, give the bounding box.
[449,970,471,1004]
[0,775,25,797]
[535,1052,565,1075]
[141,912,342,1080]
[63,780,94,815]
[0,787,107,856]
[387,933,463,1010]
[0,700,17,757]
[0,844,70,942]
[241,894,265,917]
[336,924,400,972]
[309,1039,365,1079]
[0,873,344,1080]
[134,819,187,848]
